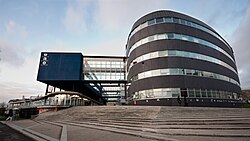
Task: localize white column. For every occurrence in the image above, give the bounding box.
[69,97,72,105]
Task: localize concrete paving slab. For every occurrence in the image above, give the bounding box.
[12,119,39,128]
[29,122,62,140]
[0,122,34,141]
[67,124,158,141]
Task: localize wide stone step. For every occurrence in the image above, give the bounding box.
[58,120,250,138]
[83,120,250,130]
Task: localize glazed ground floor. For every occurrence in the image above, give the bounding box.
[130,97,244,108]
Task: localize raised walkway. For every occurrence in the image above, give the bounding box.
[3,106,250,141]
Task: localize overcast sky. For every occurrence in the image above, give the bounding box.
[0,0,250,103]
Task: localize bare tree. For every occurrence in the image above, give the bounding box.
[0,102,6,108]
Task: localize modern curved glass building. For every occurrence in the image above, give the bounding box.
[126,10,241,107]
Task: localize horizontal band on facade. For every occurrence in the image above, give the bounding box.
[127,33,234,63]
[132,88,238,100]
[128,50,238,74]
[129,68,240,86]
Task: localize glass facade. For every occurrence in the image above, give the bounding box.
[128,17,230,49]
[84,58,125,81]
[83,57,126,103]
[127,33,234,63]
[128,50,238,74]
[133,88,238,100]
[130,68,240,86]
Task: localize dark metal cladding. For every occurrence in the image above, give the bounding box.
[37,52,83,81]
[37,52,106,105]
[128,23,234,58]
[129,10,230,48]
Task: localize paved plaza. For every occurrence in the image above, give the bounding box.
[3,106,250,141]
[0,122,34,141]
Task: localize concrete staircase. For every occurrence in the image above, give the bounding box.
[33,106,250,141]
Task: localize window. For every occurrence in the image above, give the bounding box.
[186,69,193,75]
[170,69,178,75]
[221,91,226,99]
[143,54,150,60]
[188,89,195,97]
[180,19,186,24]
[168,50,176,56]
[154,89,162,97]
[141,38,147,44]
[211,90,216,98]
[181,69,185,75]
[193,38,199,43]
[172,89,180,97]
[145,71,151,77]
[201,90,207,97]
[146,90,154,98]
[182,35,188,41]
[151,70,160,76]
[168,33,174,39]
[165,17,172,22]
[160,69,170,74]
[187,36,194,42]
[150,52,158,58]
[148,19,155,25]
[181,88,188,97]
[157,34,165,40]
[156,17,164,23]
[172,92,179,97]
[195,89,201,97]
[181,51,190,57]
[140,92,146,99]
[174,34,182,39]
[138,73,144,79]
[207,90,212,97]
[191,22,197,28]
[216,90,220,98]
[193,70,199,76]
[148,36,155,41]
[133,75,138,81]
[173,17,179,23]
[159,51,168,56]
[187,21,192,26]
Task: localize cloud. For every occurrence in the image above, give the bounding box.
[231,5,250,88]
[5,20,16,33]
[63,0,93,34]
[0,81,44,103]
[5,20,28,38]
[83,38,125,56]
[95,0,169,31]
[0,50,45,103]
[0,40,25,67]
[62,0,170,33]
[183,0,249,39]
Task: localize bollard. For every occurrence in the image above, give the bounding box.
[39,107,43,114]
